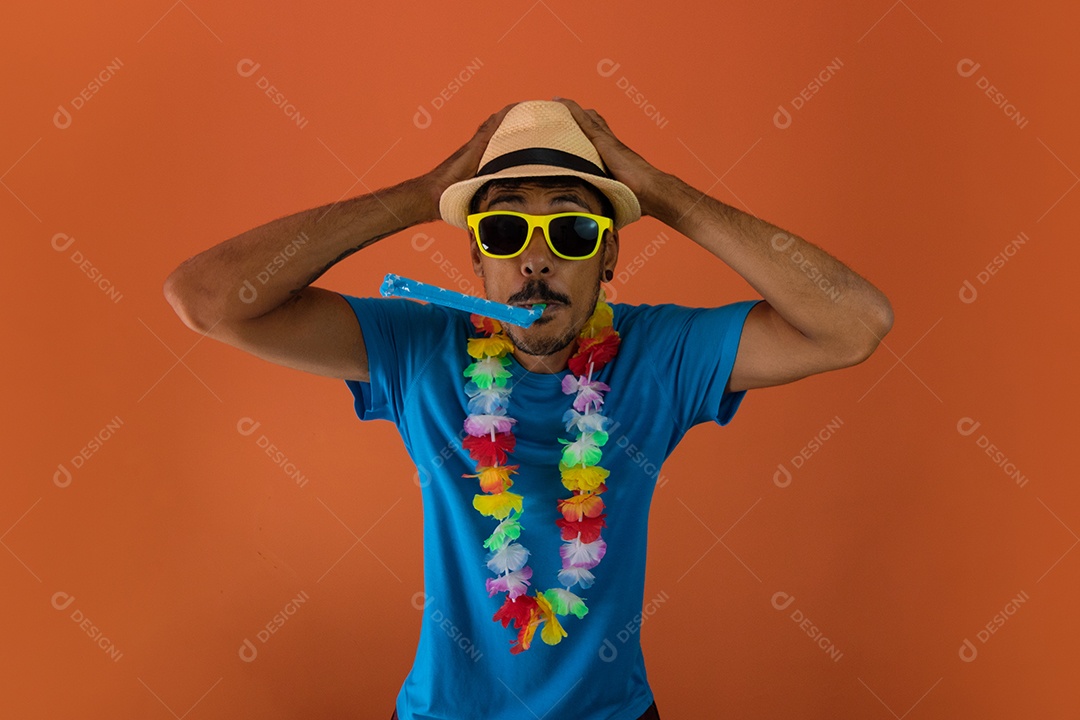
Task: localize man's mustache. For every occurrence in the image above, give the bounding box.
[507,282,570,306]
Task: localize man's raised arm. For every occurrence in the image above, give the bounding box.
[554,97,894,393]
[162,104,515,382]
[164,177,432,330]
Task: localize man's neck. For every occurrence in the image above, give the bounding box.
[512,341,576,374]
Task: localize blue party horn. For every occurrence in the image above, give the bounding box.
[379,274,546,328]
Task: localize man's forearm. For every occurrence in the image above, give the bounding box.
[647,173,893,356]
[164,176,436,328]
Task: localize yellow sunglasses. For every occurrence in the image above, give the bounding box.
[467,211,613,260]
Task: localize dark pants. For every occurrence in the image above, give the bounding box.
[391,700,660,719]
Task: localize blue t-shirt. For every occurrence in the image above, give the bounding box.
[340,293,761,720]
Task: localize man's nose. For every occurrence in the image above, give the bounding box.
[519,225,554,276]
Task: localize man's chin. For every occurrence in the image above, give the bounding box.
[506,322,578,357]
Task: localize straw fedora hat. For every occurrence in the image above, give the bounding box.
[439,100,642,231]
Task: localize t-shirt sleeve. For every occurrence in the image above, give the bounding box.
[642,299,763,430]
[337,293,456,425]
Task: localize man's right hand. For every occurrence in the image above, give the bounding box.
[419,102,517,221]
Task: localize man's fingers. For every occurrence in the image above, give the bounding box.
[478,103,516,134]
[561,99,603,130]
[554,97,603,139]
[552,95,581,110]
[587,109,610,129]
[491,102,517,125]
[553,97,586,121]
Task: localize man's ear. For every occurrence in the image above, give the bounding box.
[469,229,485,278]
[602,228,619,276]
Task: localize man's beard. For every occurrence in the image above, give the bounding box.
[495,275,603,358]
[504,321,580,356]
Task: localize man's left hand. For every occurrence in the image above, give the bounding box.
[553,97,669,218]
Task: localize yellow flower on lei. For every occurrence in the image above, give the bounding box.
[534,591,567,645]
[580,299,613,337]
[560,462,609,492]
[467,334,515,359]
[472,491,523,520]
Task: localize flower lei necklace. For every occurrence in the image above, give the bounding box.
[461,290,621,654]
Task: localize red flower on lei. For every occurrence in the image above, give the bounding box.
[493,594,542,654]
[568,326,621,376]
[556,514,607,543]
[462,432,516,466]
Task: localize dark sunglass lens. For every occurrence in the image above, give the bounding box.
[478,215,528,255]
[549,216,599,257]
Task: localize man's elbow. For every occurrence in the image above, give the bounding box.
[163,271,212,334]
[845,298,894,365]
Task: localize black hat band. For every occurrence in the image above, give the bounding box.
[476,147,612,179]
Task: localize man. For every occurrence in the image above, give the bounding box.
[164,98,892,720]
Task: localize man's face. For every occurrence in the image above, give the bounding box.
[468,179,619,358]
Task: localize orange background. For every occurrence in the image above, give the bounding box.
[4,1,1078,718]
